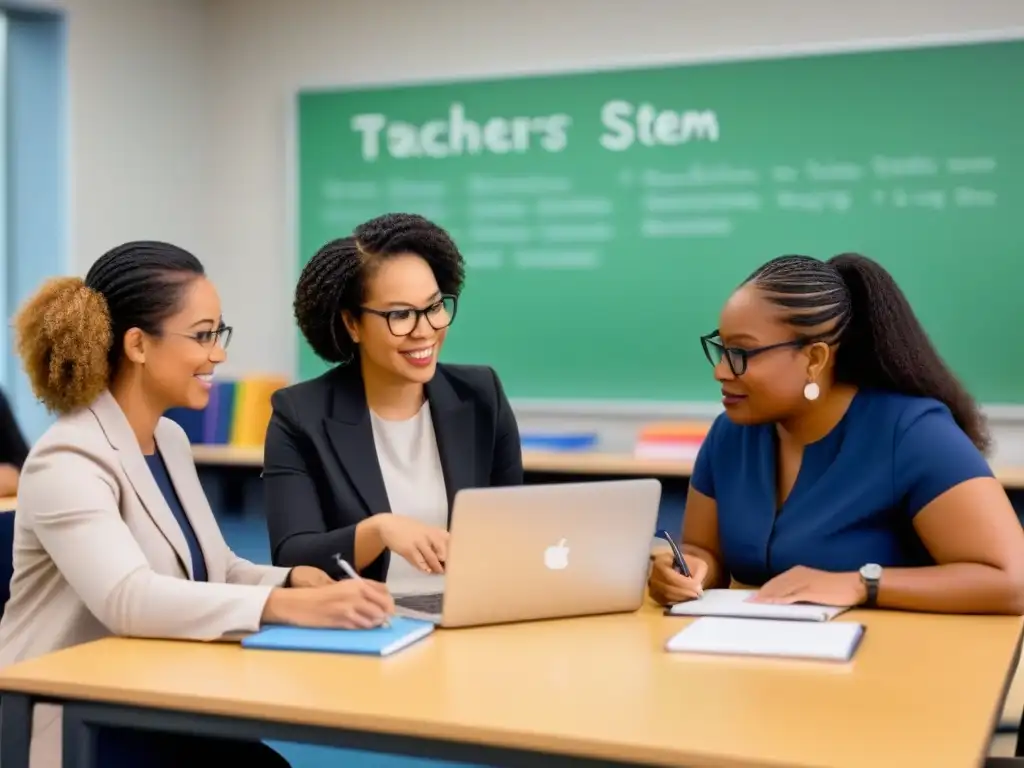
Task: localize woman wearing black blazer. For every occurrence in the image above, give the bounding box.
[265,213,523,590]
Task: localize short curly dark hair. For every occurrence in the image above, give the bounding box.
[295,213,466,364]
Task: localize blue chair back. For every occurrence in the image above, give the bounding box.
[0,510,14,617]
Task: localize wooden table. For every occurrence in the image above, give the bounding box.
[0,604,1020,768]
[190,444,1024,488]
[0,495,16,511]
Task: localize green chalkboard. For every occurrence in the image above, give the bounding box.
[296,37,1024,403]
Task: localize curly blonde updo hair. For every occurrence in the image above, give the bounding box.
[12,241,206,415]
[14,277,113,415]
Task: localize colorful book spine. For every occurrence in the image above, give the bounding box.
[205,380,236,444]
[164,376,283,446]
[634,421,710,461]
[229,375,288,447]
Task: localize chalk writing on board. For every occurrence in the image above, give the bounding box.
[642,193,762,213]
[469,226,531,245]
[351,105,572,162]
[348,102,721,161]
[313,148,1003,267]
[805,161,864,182]
[947,157,996,174]
[536,198,614,216]
[322,180,377,200]
[776,191,853,213]
[954,187,997,207]
[467,175,572,195]
[599,101,719,151]
[513,251,600,269]
[639,167,759,187]
[871,156,939,177]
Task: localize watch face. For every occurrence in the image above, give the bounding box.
[861,563,883,580]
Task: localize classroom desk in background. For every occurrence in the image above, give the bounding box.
[189,443,1024,489]
[0,604,1020,768]
[190,443,697,477]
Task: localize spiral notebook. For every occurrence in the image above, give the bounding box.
[666,589,849,622]
[241,617,435,657]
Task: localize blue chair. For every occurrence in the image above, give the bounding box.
[0,508,13,618]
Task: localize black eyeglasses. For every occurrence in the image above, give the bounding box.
[360,295,457,337]
[700,330,809,376]
[173,325,233,350]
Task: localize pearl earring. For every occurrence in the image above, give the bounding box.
[803,382,820,401]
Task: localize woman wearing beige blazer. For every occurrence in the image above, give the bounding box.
[0,242,395,768]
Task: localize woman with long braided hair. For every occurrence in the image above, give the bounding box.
[649,253,1024,615]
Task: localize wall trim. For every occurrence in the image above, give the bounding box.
[291,27,1024,93]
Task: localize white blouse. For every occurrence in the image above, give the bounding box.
[370,402,448,594]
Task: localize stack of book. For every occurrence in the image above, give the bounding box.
[633,421,709,461]
[165,375,288,447]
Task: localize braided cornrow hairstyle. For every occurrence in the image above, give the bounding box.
[744,253,989,453]
[13,241,205,414]
[294,213,466,364]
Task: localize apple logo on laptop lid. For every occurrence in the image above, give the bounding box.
[544,539,569,570]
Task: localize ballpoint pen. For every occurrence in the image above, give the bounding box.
[333,553,392,628]
[656,529,693,579]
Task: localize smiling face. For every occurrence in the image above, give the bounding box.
[123,276,229,411]
[708,283,832,425]
[343,253,453,385]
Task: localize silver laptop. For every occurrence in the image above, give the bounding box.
[392,478,662,628]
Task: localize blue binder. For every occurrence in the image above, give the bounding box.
[241,617,435,657]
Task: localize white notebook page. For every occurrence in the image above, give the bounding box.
[668,589,849,622]
[666,617,864,662]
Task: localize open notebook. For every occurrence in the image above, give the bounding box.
[667,589,849,622]
[666,617,865,662]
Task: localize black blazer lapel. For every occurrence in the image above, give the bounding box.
[426,371,475,523]
[323,366,391,516]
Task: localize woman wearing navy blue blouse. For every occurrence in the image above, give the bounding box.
[649,253,1024,614]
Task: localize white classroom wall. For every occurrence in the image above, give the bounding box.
[62,0,210,271]
[46,0,1024,459]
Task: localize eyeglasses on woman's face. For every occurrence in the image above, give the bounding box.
[700,330,810,377]
[174,324,233,349]
[360,294,458,337]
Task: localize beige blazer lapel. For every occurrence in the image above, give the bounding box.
[154,419,227,582]
[89,391,194,578]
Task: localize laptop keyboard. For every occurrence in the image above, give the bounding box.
[396,592,444,615]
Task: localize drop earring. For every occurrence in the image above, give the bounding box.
[803,381,820,401]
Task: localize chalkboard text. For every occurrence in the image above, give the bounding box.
[350,103,571,161]
[599,100,719,150]
[348,100,720,161]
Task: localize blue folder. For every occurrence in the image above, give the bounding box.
[241,617,435,657]
[520,432,598,452]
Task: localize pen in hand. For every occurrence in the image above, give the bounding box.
[656,529,693,579]
[333,553,391,628]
